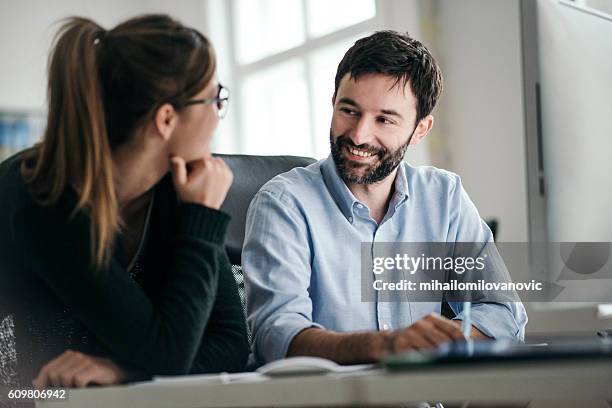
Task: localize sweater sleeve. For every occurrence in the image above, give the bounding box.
[13,201,230,376]
[189,254,249,374]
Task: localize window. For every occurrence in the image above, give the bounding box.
[561,0,612,20]
[210,0,379,158]
[576,0,612,15]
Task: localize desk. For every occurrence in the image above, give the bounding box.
[37,358,612,408]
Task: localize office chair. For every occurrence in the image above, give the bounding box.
[215,154,316,345]
[486,218,498,241]
[216,154,317,266]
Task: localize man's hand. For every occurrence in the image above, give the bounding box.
[288,313,489,364]
[32,350,127,389]
[380,313,465,358]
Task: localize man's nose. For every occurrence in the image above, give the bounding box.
[348,117,374,147]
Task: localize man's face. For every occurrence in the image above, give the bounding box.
[330,73,420,185]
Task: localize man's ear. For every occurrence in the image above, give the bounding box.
[331,93,336,107]
[409,115,434,145]
[154,103,178,141]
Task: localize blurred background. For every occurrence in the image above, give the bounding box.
[1,0,611,334]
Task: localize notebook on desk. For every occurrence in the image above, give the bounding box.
[383,337,612,371]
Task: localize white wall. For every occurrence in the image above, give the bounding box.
[344,1,531,243]
[537,0,612,242]
[424,0,530,242]
[0,0,207,111]
[374,0,432,167]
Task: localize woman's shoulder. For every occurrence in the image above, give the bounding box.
[0,152,24,181]
[0,153,42,284]
[0,151,81,235]
[0,152,34,211]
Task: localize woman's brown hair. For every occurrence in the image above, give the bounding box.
[21,14,216,268]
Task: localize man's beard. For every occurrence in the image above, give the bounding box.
[330,130,412,185]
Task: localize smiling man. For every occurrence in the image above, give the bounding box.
[243,31,527,365]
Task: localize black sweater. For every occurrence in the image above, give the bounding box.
[0,153,249,385]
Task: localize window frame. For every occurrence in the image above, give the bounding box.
[218,0,383,157]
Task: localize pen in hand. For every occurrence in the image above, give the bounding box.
[461,301,472,340]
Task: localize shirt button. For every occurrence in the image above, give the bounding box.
[356,203,363,209]
[348,216,353,223]
[383,324,390,330]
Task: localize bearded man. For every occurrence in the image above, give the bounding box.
[242,31,527,365]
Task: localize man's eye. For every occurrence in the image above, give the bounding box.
[377,117,394,125]
[340,108,358,116]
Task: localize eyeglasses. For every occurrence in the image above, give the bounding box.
[178,84,230,119]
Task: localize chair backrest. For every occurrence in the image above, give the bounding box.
[216,154,316,265]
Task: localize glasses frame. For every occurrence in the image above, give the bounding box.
[178,84,230,119]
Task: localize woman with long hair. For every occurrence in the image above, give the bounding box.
[0,14,248,388]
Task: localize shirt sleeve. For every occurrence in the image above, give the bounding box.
[446,175,528,341]
[243,189,324,365]
[13,201,230,376]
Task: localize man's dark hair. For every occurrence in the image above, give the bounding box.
[334,30,442,122]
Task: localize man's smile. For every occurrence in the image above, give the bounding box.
[343,145,378,163]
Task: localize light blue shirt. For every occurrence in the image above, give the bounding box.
[243,156,527,364]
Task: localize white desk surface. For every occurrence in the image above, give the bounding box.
[37,358,612,408]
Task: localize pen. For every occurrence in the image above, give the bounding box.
[461,301,472,340]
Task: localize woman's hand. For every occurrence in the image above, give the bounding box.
[170,156,233,210]
[32,350,127,389]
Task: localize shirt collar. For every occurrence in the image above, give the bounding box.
[320,155,411,221]
[392,161,410,208]
[321,155,358,221]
